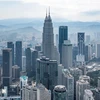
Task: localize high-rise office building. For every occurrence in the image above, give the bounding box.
[58,64,64,85]
[84,89,94,100]
[7,42,14,65]
[76,80,90,100]
[25,47,32,77]
[85,45,89,61]
[78,32,85,55]
[62,40,72,68]
[12,65,20,80]
[36,56,58,91]
[22,56,26,72]
[86,35,90,45]
[15,41,22,70]
[62,69,74,100]
[22,83,51,100]
[32,50,38,78]
[59,26,68,63]
[2,49,12,87]
[69,68,82,100]
[20,75,28,99]
[37,83,51,100]
[96,44,100,58]
[73,46,78,61]
[53,85,67,100]
[42,11,54,60]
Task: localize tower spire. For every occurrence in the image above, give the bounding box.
[46,8,47,17]
[49,6,50,15]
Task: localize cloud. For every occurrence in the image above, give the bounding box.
[0,0,100,21]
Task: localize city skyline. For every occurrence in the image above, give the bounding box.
[0,0,100,21]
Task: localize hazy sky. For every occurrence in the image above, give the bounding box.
[0,0,100,21]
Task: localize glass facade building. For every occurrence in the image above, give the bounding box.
[59,26,68,63]
[15,41,22,71]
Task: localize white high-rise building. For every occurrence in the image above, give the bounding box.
[62,69,74,100]
[84,89,94,100]
[20,76,28,99]
[69,68,82,100]
[62,40,72,69]
[76,80,90,100]
[22,83,51,100]
[42,11,54,60]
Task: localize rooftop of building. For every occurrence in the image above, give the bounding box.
[12,65,20,69]
[86,62,100,73]
[62,69,73,78]
[37,56,57,63]
[54,85,66,92]
[77,79,89,84]
[79,75,90,79]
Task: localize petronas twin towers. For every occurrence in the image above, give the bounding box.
[42,10,55,60]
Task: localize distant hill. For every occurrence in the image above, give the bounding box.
[0,18,100,42]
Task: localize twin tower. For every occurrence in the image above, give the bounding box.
[42,10,54,60]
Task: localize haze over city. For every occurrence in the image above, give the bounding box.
[0,0,100,100]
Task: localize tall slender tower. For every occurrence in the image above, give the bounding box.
[15,41,22,71]
[42,10,54,60]
[2,49,12,87]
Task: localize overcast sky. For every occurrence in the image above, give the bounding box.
[0,0,100,21]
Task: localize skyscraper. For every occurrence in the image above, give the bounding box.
[15,41,22,70]
[69,68,82,100]
[53,85,67,100]
[7,42,14,65]
[96,44,100,58]
[42,11,54,60]
[76,80,90,100]
[62,40,72,68]
[85,45,89,61]
[86,35,90,45]
[22,83,51,100]
[78,32,85,55]
[32,50,38,78]
[59,26,68,63]
[2,49,12,87]
[36,56,58,91]
[25,47,32,77]
[62,69,74,100]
